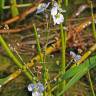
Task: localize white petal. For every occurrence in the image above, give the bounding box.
[53,1,59,8]
[57,14,64,24]
[36,3,46,14]
[70,51,76,58]
[0,85,2,88]
[51,7,58,16]
[74,55,81,61]
[36,2,50,14]
[52,15,57,25]
[52,13,64,25]
[28,84,35,92]
[53,1,66,13]
[45,2,50,9]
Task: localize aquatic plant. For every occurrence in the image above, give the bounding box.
[0,0,96,96]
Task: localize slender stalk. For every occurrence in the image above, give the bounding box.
[0,39,61,87]
[90,1,96,39]
[33,24,47,96]
[0,35,33,81]
[60,23,66,87]
[58,0,68,95]
[88,58,95,96]
[44,23,52,96]
[33,24,42,54]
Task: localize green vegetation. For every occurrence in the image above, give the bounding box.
[0,0,96,96]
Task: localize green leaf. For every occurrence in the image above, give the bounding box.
[60,55,96,81]
[61,60,89,80]
[58,67,88,96]
[57,55,96,95]
[0,76,10,86]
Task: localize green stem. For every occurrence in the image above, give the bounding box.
[60,23,66,81]
[90,1,96,39]
[33,24,47,96]
[0,35,33,81]
[58,0,68,95]
[88,71,95,96]
[44,23,52,96]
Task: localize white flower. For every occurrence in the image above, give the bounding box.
[51,1,65,25]
[70,51,81,62]
[0,85,2,88]
[28,82,44,96]
[51,6,58,16]
[53,1,66,13]
[32,91,43,96]
[36,82,45,92]
[53,1,59,7]
[52,13,64,25]
[36,2,50,14]
[70,51,76,58]
[74,55,81,62]
[28,84,35,92]
[51,1,58,16]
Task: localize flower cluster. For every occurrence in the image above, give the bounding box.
[51,1,66,25]
[70,51,81,62]
[36,1,66,25]
[28,82,44,96]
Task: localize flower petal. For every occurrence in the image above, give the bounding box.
[74,55,81,62]
[51,7,58,16]
[28,84,35,92]
[36,2,50,14]
[53,1,59,8]
[32,91,43,96]
[52,13,64,25]
[70,51,76,58]
[36,82,44,92]
[52,15,57,25]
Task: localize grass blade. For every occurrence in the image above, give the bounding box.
[57,54,96,95]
